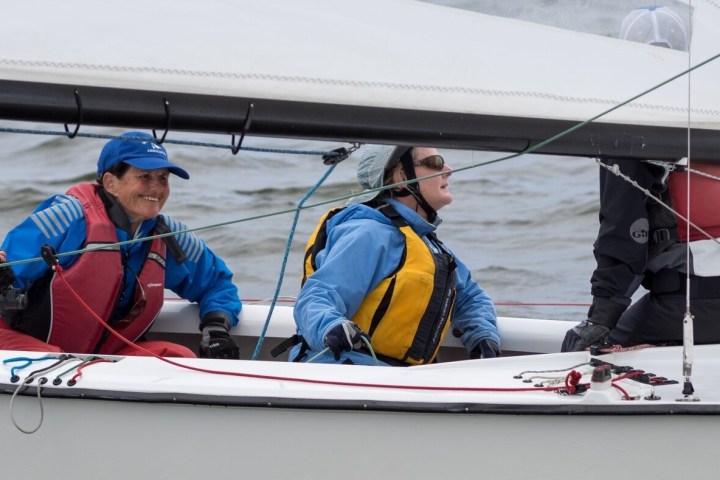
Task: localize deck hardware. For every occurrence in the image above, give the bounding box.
[40,244,59,268]
[152,98,171,145]
[230,102,255,154]
[323,143,360,165]
[63,88,83,139]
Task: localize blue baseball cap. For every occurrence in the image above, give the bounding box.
[97,132,190,180]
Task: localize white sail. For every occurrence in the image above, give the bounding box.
[1,0,719,132]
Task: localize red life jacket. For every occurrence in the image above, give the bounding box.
[669,163,720,242]
[46,183,166,354]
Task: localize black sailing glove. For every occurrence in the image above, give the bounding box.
[561,297,626,352]
[199,313,240,359]
[561,321,610,352]
[323,321,370,360]
[470,339,502,359]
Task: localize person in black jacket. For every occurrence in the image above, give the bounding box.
[562,157,720,351]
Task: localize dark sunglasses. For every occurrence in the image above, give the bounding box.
[414,155,445,171]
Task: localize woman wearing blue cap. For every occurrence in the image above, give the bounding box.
[0,132,241,358]
[288,145,500,366]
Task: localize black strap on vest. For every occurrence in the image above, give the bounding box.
[302,208,346,286]
[396,149,438,223]
[270,334,311,362]
[648,191,678,258]
[154,217,187,265]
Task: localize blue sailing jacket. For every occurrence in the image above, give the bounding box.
[1,191,241,326]
[292,198,498,365]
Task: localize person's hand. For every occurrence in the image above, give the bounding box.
[323,321,369,360]
[561,320,610,352]
[0,252,16,290]
[470,339,502,359]
[199,314,240,359]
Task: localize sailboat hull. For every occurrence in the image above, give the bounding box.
[1,389,717,479]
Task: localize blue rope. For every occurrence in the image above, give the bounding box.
[250,163,337,360]
[3,355,58,380]
[0,127,342,157]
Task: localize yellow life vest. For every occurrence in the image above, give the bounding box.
[303,202,456,365]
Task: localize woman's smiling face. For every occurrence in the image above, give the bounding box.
[103,165,170,230]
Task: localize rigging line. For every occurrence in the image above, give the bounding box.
[355,51,720,188]
[3,355,58,382]
[685,1,693,316]
[513,362,591,378]
[645,161,720,182]
[0,192,368,270]
[302,343,386,366]
[9,373,46,434]
[681,1,697,400]
[48,259,584,392]
[8,356,76,434]
[67,358,114,386]
[52,356,98,385]
[0,127,343,157]
[250,162,339,360]
[596,160,720,247]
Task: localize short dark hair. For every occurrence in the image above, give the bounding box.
[97,162,130,184]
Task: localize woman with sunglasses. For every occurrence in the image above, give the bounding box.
[289,145,500,365]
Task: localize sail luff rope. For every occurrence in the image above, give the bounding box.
[681,1,697,400]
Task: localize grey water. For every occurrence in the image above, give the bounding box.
[0,124,601,322]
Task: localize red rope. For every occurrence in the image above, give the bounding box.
[595,344,653,354]
[68,358,113,384]
[611,383,632,400]
[51,263,579,393]
[564,370,583,394]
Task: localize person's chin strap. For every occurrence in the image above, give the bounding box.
[397,149,438,223]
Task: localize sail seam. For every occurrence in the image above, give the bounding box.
[1,58,718,116]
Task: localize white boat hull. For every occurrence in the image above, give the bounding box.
[2,395,717,479]
[2,344,719,479]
